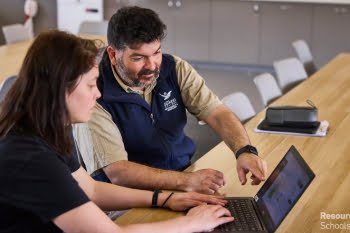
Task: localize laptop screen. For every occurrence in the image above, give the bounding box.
[254,146,315,233]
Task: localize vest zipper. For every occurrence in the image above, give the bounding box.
[150,113,155,124]
[150,111,172,168]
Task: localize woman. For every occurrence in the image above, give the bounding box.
[0,30,233,232]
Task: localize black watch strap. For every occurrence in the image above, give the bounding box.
[235,145,258,159]
[152,190,162,208]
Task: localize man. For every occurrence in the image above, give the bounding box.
[73,6,267,194]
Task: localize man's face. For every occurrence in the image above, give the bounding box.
[109,40,162,89]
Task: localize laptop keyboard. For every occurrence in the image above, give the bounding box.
[218,199,263,232]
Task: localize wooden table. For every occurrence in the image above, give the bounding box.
[115,53,350,233]
[0,40,29,83]
[0,34,106,84]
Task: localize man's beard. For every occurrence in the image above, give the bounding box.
[115,56,160,89]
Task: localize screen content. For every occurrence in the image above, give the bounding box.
[256,148,313,230]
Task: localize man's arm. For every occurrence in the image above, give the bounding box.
[172,56,267,186]
[203,104,267,185]
[74,104,225,194]
[72,167,227,211]
[103,160,224,194]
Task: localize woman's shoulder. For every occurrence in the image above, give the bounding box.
[0,131,78,170]
[0,131,77,182]
[0,131,55,154]
[0,132,66,172]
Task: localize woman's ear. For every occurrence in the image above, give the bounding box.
[107,46,118,65]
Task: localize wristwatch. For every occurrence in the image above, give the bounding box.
[235,145,258,159]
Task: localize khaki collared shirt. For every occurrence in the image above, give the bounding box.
[73,55,222,175]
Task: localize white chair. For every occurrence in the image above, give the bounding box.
[2,24,31,44]
[221,92,256,123]
[0,76,16,102]
[254,73,282,107]
[78,21,108,36]
[292,39,317,76]
[273,57,308,93]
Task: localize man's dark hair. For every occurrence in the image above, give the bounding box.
[107,6,167,50]
[0,30,99,155]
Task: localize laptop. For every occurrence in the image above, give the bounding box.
[212,145,315,233]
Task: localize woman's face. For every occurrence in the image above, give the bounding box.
[66,65,101,123]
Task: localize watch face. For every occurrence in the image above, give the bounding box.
[236,145,258,158]
[249,146,258,154]
[244,145,258,155]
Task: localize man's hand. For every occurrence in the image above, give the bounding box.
[182,169,226,194]
[236,153,267,185]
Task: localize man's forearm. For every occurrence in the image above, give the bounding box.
[205,105,267,185]
[103,160,188,190]
[205,105,251,153]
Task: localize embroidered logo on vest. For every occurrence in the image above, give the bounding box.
[160,91,178,111]
[159,91,172,100]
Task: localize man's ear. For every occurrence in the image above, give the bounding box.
[107,46,118,65]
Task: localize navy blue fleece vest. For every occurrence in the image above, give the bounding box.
[97,53,195,171]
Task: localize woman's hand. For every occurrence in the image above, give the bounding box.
[186,204,234,232]
[164,192,227,211]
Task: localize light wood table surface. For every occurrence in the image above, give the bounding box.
[0,40,30,83]
[0,34,106,84]
[115,53,350,233]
